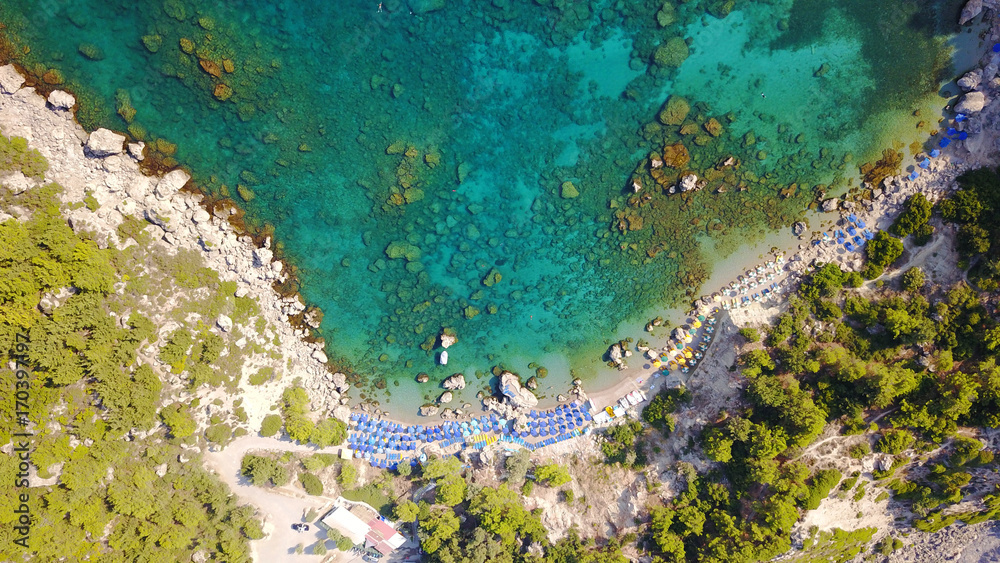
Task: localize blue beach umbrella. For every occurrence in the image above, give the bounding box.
[845,242,855,252]
[930,149,941,157]
[939,138,951,148]
[959,131,968,140]
[908,171,919,181]
[947,127,958,136]
[919,158,930,169]
[994,43,1000,53]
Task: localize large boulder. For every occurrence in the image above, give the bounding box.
[442,373,466,390]
[332,372,350,393]
[609,343,624,366]
[678,174,698,192]
[499,371,538,409]
[957,70,982,92]
[47,90,76,110]
[155,169,191,199]
[821,198,839,212]
[438,391,453,404]
[439,331,458,349]
[792,222,807,236]
[959,0,983,25]
[955,91,986,114]
[0,65,24,94]
[419,404,440,417]
[86,128,126,157]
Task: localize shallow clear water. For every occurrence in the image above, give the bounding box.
[0,0,969,413]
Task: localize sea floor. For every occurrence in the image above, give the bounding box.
[0,0,977,416]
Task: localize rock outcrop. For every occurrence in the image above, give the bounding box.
[86,128,126,157]
[47,90,75,110]
[0,65,24,94]
[438,391,453,404]
[439,331,457,349]
[821,198,839,212]
[958,70,982,92]
[499,371,538,409]
[442,373,466,390]
[959,0,983,25]
[956,91,987,114]
[419,405,440,417]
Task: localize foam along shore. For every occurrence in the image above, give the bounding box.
[0,64,339,433]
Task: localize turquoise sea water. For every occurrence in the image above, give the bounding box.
[0,0,971,413]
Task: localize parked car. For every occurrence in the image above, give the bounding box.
[291,523,310,532]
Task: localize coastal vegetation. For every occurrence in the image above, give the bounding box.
[0,137,262,561]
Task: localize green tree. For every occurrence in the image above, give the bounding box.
[504,449,531,484]
[300,472,323,496]
[901,267,925,292]
[419,509,460,554]
[309,417,346,447]
[876,429,914,454]
[159,402,196,439]
[394,500,419,522]
[436,474,467,506]
[424,456,463,481]
[535,463,572,487]
[260,414,283,437]
[891,193,932,237]
[739,327,760,342]
[866,231,904,271]
[338,463,358,488]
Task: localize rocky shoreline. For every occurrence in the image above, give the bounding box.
[0,64,340,431]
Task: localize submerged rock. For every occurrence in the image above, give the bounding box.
[653,37,689,68]
[792,222,807,236]
[560,181,579,199]
[658,96,690,125]
[439,330,458,349]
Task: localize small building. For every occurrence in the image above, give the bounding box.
[366,518,406,555]
[319,499,406,554]
[320,506,369,545]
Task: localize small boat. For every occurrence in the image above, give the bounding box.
[439,351,448,365]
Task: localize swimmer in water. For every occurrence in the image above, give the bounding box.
[378,2,383,12]
[761,92,765,98]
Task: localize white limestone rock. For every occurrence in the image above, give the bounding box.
[955,91,987,114]
[0,65,24,94]
[442,373,466,390]
[128,142,145,161]
[155,169,190,199]
[47,90,76,110]
[217,315,233,332]
[679,174,698,192]
[86,128,126,157]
